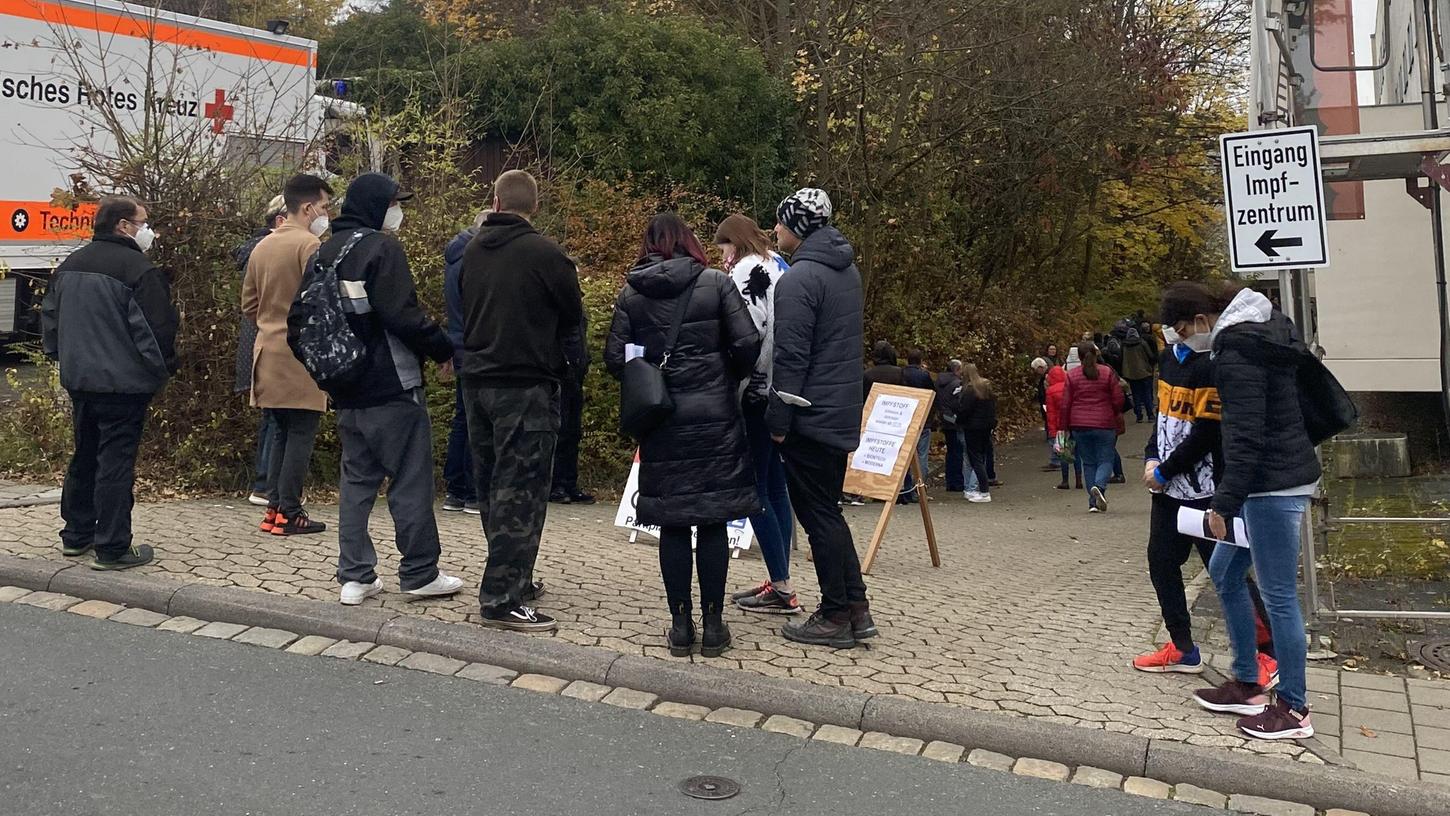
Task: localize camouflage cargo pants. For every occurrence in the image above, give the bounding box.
[462,381,559,612]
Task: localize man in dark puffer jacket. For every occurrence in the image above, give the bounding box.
[767,187,874,649]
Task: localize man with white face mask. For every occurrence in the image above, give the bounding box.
[242,173,334,537]
[42,195,178,570]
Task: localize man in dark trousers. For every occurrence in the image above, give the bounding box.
[42,195,178,570]
[549,313,594,505]
[460,170,585,632]
[310,172,465,606]
[767,187,873,649]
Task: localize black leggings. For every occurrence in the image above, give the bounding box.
[963,429,992,494]
[659,524,729,615]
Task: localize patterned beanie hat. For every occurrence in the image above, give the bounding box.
[776,188,833,238]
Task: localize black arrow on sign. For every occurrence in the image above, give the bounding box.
[1254,229,1303,257]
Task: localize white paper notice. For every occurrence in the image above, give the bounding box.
[865,395,920,436]
[625,343,646,362]
[854,430,903,476]
[1176,506,1251,549]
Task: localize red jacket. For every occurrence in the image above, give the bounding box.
[1045,366,1068,435]
[1062,363,1124,431]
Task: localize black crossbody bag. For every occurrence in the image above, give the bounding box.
[619,278,698,439]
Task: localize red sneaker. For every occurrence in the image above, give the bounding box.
[1132,643,1204,674]
[1258,653,1280,691]
[259,507,278,533]
[1238,697,1313,740]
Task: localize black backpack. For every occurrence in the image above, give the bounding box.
[1297,350,1358,445]
[287,228,376,391]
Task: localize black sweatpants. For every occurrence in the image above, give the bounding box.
[779,435,867,619]
[1149,492,1275,655]
[659,524,728,615]
[60,393,149,560]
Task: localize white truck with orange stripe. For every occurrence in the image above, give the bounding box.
[0,0,351,343]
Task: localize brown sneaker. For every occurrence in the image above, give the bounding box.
[1193,680,1269,716]
[1238,697,1313,740]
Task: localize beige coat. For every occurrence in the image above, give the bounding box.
[241,222,327,411]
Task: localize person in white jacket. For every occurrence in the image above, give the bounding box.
[714,214,799,615]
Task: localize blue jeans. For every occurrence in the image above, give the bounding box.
[943,429,964,491]
[1072,428,1116,507]
[902,430,930,495]
[1210,495,1310,710]
[744,399,794,582]
[442,378,476,502]
[251,409,276,492]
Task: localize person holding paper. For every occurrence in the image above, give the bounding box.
[1165,282,1321,741]
[766,187,874,649]
[604,213,761,658]
[1135,324,1278,689]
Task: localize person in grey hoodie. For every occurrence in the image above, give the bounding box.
[767,188,875,649]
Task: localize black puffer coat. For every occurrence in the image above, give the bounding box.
[605,256,762,527]
[1211,289,1322,519]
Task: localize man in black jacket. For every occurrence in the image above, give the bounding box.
[312,172,464,606]
[42,195,177,570]
[767,187,873,649]
[460,170,585,632]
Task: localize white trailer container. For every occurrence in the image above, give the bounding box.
[0,0,342,341]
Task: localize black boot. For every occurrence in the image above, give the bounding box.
[666,604,696,657]
[849,602,878,640]
[700,603,732,658]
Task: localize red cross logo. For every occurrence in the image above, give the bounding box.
[204,89,234,134]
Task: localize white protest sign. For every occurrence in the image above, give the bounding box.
[614,454,754,551]
[1220,126,1329,272]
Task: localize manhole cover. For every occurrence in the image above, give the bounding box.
[679,775,741,800]
[1411,639,1450,672]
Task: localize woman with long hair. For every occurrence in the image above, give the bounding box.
[1166,282,1321,741]
[955,363,998,503]
[1061,341,1124,512]
[605,213,762,658]
[714,214,798,615]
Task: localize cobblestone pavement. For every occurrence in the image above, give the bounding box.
[6,427,1450,780]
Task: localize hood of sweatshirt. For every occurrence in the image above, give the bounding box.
[475,212,537,250]
[1212,287,1304,362]
[445,228,475,266]
[333,172,402,232]
[790,225,855,271]
[627,255,703,299]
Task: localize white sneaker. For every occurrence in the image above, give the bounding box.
[340,578,383,606]
[1090,486,1108,513]
[406,572,465,598]
[1088,506,1102,514]
[967,492,992,504]
[247,492,269,507]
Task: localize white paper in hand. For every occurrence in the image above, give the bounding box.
[1176,507,1251,549]
[625,343,646,363]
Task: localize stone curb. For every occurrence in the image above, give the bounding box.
[4,553,1447,816]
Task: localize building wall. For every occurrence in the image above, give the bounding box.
[1375,0,1421,105]
[1316,103,1445,393]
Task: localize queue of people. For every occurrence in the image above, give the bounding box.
[41,172,1339,742]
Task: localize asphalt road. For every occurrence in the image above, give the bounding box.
[0,603,1202,816]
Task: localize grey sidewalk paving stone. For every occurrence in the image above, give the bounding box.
[1341,687,1410,713]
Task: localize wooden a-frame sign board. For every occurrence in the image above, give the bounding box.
[843,383,942,574]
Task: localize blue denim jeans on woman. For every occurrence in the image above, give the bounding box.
[1072,428,1116,507]
[744,399,794,582]
[1209,494,1310,710]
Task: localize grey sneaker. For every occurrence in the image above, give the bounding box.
[736,587,802,615]
[92,544,154,571]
